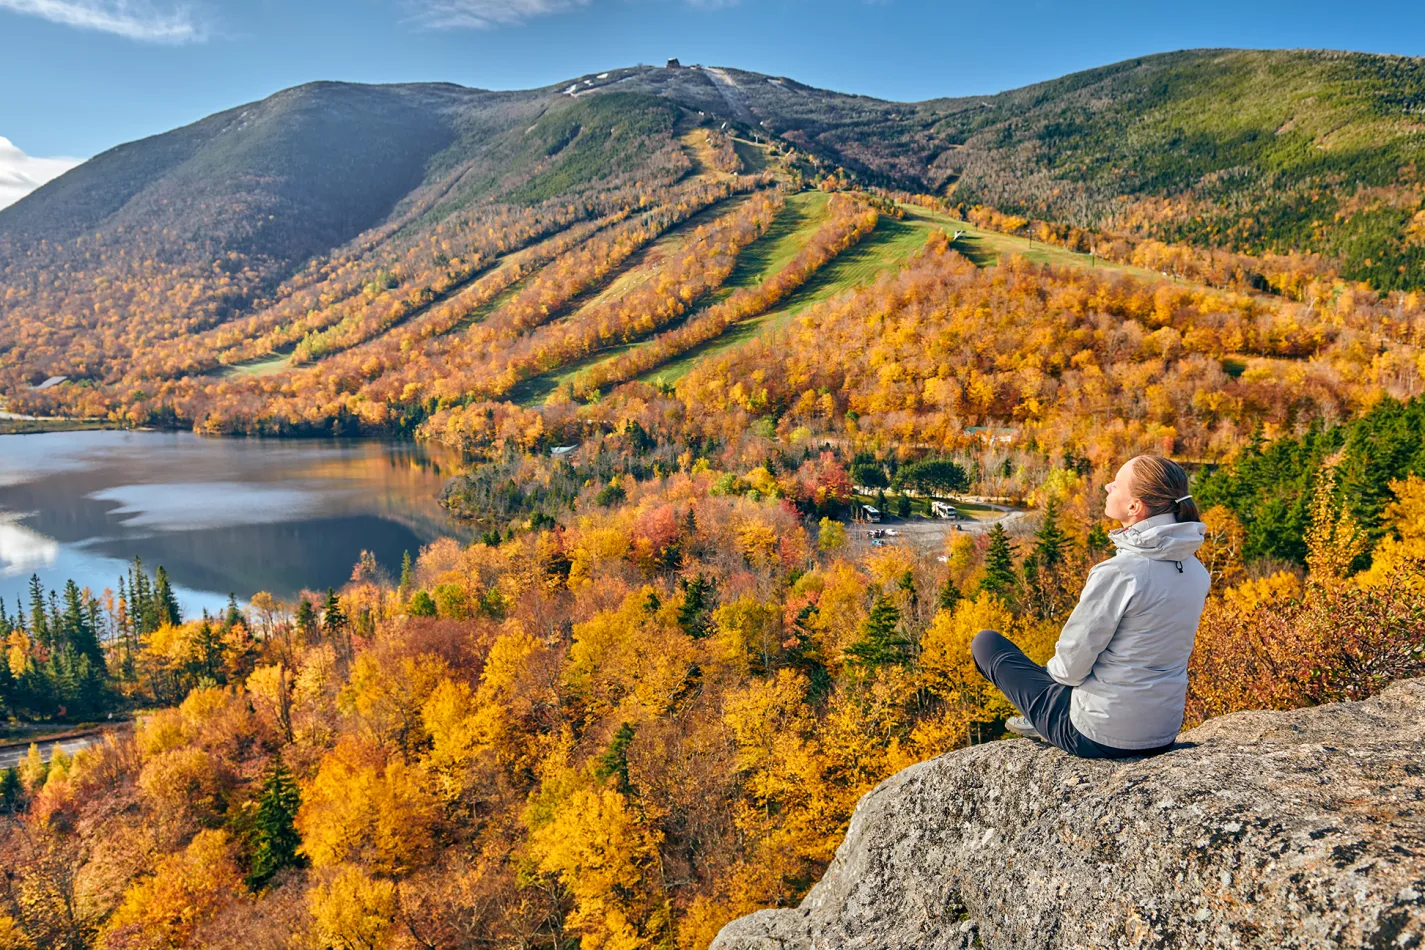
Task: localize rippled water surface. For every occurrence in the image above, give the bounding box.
[0,431,470,614]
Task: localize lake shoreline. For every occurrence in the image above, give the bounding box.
[0,430,471,610]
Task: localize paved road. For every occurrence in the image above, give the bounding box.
[0,729,122,769]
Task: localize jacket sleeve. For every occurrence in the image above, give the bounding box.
[1045,560,1137,687]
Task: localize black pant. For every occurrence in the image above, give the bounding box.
[970,629,1176,760]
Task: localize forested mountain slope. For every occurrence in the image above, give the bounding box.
[3,49,1425,432]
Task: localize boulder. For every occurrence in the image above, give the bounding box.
[711,679,1425,949]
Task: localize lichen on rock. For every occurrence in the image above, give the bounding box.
[712,678,1425,949]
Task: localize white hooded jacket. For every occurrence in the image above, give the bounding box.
[1045,511,1212,750]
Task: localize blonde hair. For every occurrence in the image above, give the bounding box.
[1129,455,1200,523]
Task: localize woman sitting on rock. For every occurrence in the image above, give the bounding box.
[970,455,1211,758]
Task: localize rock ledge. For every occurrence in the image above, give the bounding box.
[712,679,1425,949]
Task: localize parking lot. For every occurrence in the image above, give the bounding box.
[846,503,1025,554]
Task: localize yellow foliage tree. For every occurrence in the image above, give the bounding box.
[527,787,665,950]
[100,830,244,950]
[296,738,439,876]
[1359,475,1425,587]
[308,864,399,950]
[918,594,1018,724]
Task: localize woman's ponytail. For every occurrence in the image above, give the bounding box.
[1129,455,1200,523]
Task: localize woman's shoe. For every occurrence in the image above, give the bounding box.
[1005,716,1044,741]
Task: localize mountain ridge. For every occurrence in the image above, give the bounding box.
[4,47,1425,425]
[6,48,1425,288]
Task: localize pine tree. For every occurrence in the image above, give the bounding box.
[937,577,961,612]
[845,593,909,669]
[398,551,413,597]
[321,589,347,640]
[74,652,108,717]
[246,754,304,890]
[27,575,48,649]
[979,522,1018,599]
[194,619,223,683]
[0,652,13,720]
[153,567,181,627]
[0,767,20,812]
[47,647,80,714]
[1034,499,1069,569]
[1086,522,1111,553]
[47,592,61,647]
[594,723,636,795]
[677,573,715,639]
[224,594,244,630]
[294,598,318,642]
[60,580,104,668]
[131,558,158,634]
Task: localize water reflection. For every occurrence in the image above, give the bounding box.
[0,431,471,614]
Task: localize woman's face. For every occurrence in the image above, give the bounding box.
[1104,458,1144,526]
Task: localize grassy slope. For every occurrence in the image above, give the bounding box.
[503,193,762,405]
[631,198,1221,386]
[511,191,833,405]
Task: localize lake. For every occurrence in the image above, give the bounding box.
[0,430,472,616]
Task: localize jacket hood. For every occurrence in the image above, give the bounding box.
[1109,511,1206,561]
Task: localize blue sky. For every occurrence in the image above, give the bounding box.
[4,0,1425,205]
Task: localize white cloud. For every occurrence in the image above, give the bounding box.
[412,0,589,29]
[0,137,83,210]
[0,0,206,43]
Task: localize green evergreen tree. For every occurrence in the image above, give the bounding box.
[979,522,1018,599]
[0,767,20,812]
[224,593,244,630]
[1034,499,1069,569]
[294,598,318,641]
[194,619,223,682]
[46,647,79,715]
[398,551,413,597]
[936,577,961,612]
[60,580,105,668]
[894,493,911,518]
[845,594,910,669]
[321,589,347,640]
[153,567,182,627]
[1086,522,1110,553]
[0,651,13,720]
[27,575,48,649]
[131,559,159,634]
[74,651,108,717]
[246,754,304,890]
[594,722,636,795]
[676,573,715,640]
